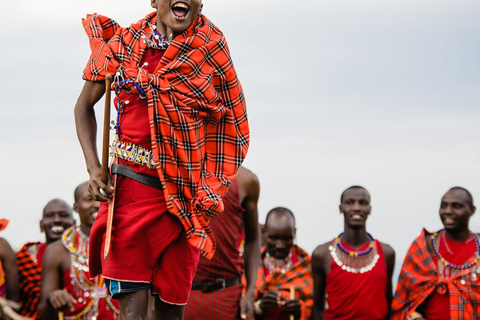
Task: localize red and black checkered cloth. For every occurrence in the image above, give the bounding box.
[17,242,42,318]
[82,12,249,259]
[392,229,480,320]
[255,246,314,320]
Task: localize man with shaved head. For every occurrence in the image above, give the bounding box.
[392,187,479,320]
[75,0,249,318]
[16,198,75,318]
[38,182,118,320]
[312,186,395,320]
[253,207,313,320]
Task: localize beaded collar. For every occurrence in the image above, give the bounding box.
[264,251,293,275]
[62,226,119,319]
[329,233,380,274]
[431,229,480,281]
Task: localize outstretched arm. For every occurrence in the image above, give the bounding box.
[239,168,261,320]
[0,238,20,302]
[74,80,114,202]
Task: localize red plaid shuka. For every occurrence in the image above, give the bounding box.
[82,12,249,259]
[17,242,43,318]
[255,246,314,320]
[392,229,480,320]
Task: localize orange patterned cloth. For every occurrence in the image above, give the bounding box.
[82,12,249,259]
[17,242,45,318]
[254,246,314,320]
[392,229,480,320]
[0,219,8,299]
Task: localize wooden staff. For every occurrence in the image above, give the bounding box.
[289,285,295,320]
[58,311,64,320]
[102,74,116,259]
[101,74,112,183]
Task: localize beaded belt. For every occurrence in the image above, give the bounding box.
[109,140,155,169]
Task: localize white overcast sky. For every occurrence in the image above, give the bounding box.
[1,0,479,276]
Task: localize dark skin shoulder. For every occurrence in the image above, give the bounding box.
[0,238,20,302]
[38,240,76,320]
[236,166,261,320]
[380,242,395,319]
[311,241,332,320]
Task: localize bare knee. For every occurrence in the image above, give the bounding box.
[154,298,185,320]
[118,290,149,320]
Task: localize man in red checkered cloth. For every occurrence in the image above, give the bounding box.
[183,166,260,320]
[74,0,249,319]
[392,187,480,320]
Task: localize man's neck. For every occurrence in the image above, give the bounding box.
[445,228,470,242]
[341,227,370,249]
[80,224,91,237]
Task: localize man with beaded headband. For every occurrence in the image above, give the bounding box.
[74,0,249,319]
[392,187,480,320]
[311,186,395,320]
[38,182,118,320]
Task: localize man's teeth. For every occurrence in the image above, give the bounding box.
[173,2,189,10]
[352,214,362,219]
[51,226,65,233]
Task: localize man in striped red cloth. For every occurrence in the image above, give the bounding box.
[16,199,75,318]
[74,0,249,318]
[38,182,119,320]
[184,166,260,320]
[311,186,395,320]
[392,187,479,320]
[253,208,313,320]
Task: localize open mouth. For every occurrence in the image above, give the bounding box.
[171,1,190,19]
[50,225,65,234]
[443,217,455,224]
[351,214,363,220]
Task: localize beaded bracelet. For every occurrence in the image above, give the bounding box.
[254,299,263,315]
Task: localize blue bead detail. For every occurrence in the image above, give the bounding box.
[336,232,375,257]
[431,229,479,270]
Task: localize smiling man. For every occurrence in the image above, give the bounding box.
[392,187,480,320]
[75,0,249,319]
[16,199,74,318]
[311,186,395,320]
[253,207,313,320]
[38,182,118,320]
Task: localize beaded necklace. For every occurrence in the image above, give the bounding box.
[329,233,380,274]
[62,226,119,320]
[264,252,293,275]
[431,229,480,282]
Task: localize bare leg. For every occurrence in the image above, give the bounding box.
[154,297,185,320]
[117,290,149,320]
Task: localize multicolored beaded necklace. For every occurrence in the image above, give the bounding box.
[62,226,119,319]
[113,22,169,137]
[329,233,379,274]
[431,229,480,282]
[264,252,293,275]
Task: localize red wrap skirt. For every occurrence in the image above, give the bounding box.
[89,175,200,305]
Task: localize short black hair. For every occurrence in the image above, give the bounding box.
[74,181,89,203]
[42,199,72,217]
[447,186,475,210]
[265,207,296,227]
[340,186,370,203]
